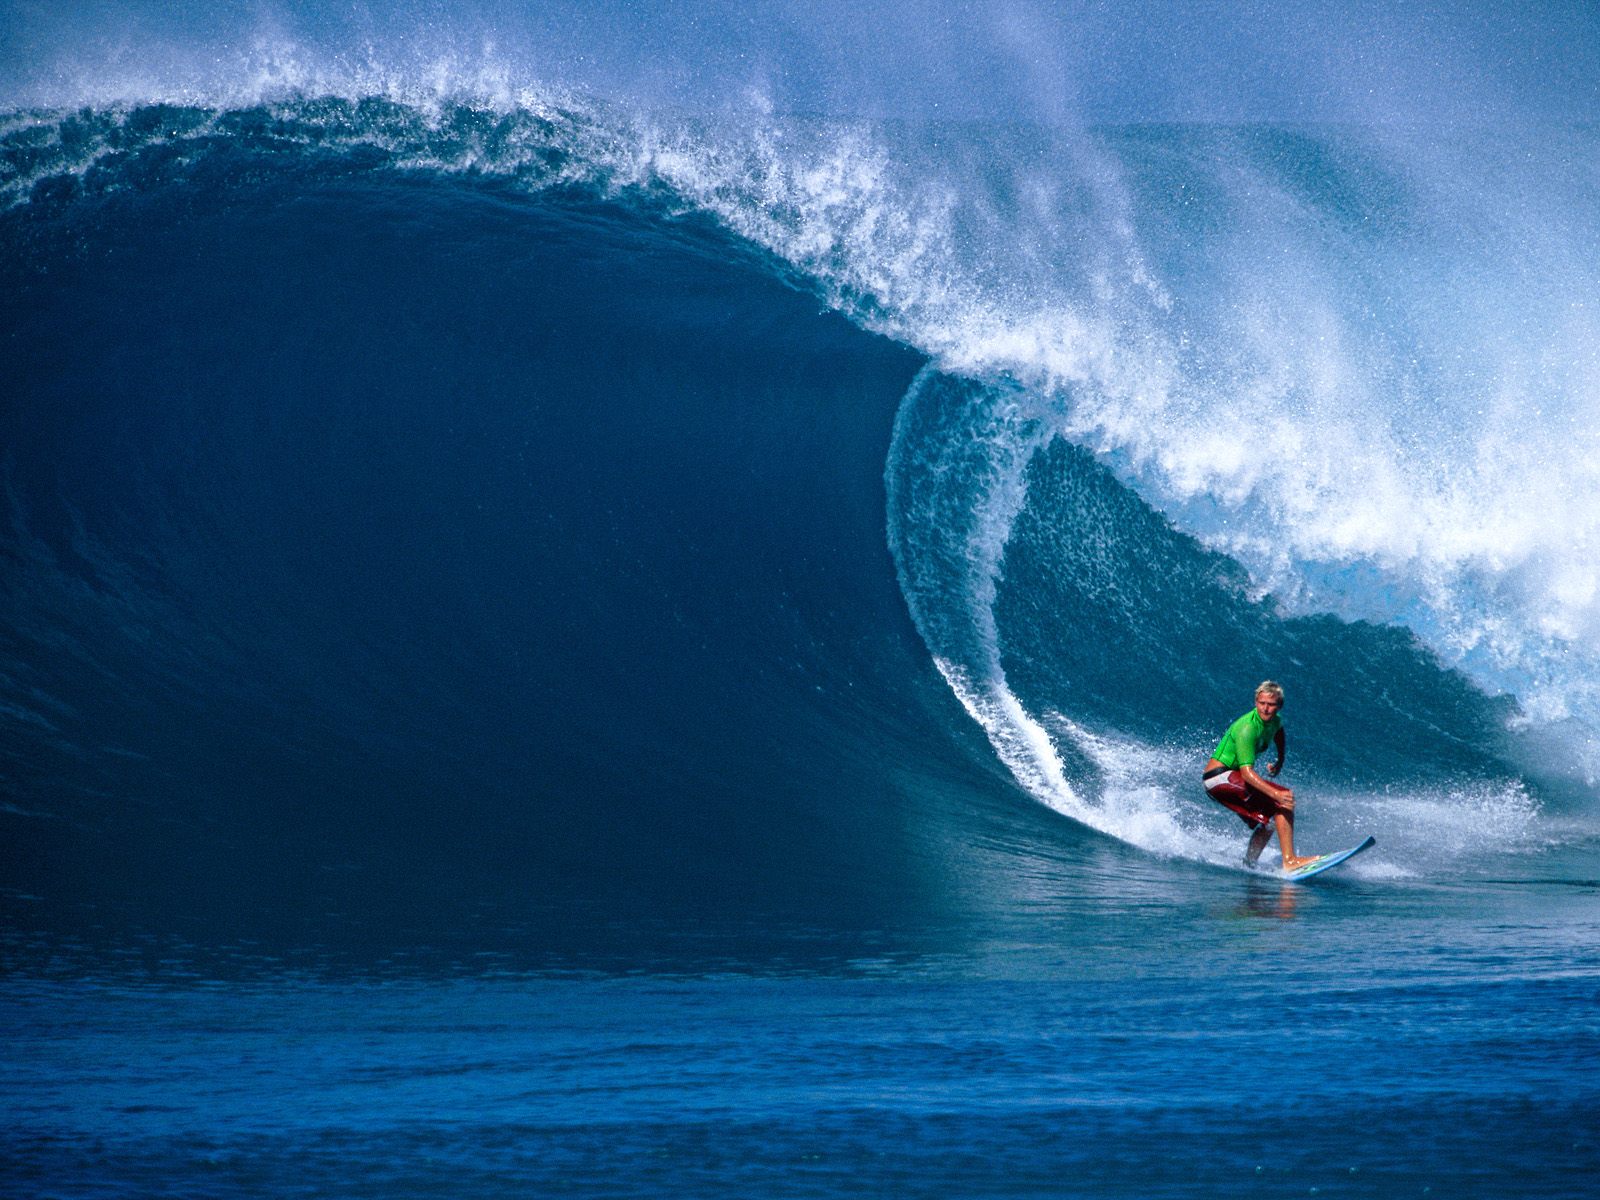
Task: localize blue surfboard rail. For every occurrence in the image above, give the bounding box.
[1282,835,1376,882]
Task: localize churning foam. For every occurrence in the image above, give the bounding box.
[494,97,1597,773]
[650,114,1600,776]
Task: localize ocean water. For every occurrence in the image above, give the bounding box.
[4,27,1600,1200]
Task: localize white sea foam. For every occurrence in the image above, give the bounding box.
[656,116,1600,784]
[1047,711,1543,875]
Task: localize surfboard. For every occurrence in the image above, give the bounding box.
[1282,835,1375,882]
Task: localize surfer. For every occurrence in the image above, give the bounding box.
[1203,681,1317,870]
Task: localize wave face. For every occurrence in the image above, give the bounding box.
[3,93,1596,935]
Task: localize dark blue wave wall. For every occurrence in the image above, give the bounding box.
[1,149,1010,937]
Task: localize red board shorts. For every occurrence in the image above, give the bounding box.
[1203,767,1279,829]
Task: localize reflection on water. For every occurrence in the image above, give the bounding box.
[1235,879,1302,921]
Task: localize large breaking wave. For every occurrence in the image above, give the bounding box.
[4,72,1596,930]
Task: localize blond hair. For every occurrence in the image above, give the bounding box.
[1255,680,1285,703]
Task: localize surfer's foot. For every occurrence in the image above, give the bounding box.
[1281,854,1320,871]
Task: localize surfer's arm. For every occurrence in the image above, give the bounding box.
[1265,727,1286,776]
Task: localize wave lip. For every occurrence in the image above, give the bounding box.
[1,94,607,210]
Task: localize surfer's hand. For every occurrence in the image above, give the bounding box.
[1266,760,1282,777]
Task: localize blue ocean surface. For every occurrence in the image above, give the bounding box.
[4,12,1600,1197]
[6,876,1599,1198]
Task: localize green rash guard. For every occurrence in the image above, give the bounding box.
[1212,709,1283,771]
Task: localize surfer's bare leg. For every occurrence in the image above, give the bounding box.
[1244,823,1273,866]
[1274,808,1316,870]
